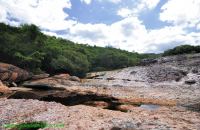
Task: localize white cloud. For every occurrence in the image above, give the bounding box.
[80,0,92,4]
[117,0,160,18]
[0,0,72,30]
[160,0,200,27]
[80,0,122,4]
[137,0,160,10]
[117,8,132,18]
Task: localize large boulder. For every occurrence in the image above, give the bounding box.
[22,74,80,90]
[0,63,32,83]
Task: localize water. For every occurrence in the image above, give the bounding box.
[140,104,160,110]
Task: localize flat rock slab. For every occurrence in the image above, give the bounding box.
[0,99,200,130]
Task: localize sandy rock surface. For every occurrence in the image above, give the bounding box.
[0,99,200,130]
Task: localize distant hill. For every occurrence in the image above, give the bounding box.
[163,45,200,56]
[0,23,158,77]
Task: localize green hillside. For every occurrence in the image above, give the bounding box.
[0,23,158,77]
[163,45,200,56]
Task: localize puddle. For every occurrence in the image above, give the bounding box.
[140,104,160,110]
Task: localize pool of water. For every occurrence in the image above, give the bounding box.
[140,104,160,110]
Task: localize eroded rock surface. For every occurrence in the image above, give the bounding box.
[0,63,32,83]
[0,99,200,130]
[1,53,200,130]
[22,74,80,90]
[0,81,11,96]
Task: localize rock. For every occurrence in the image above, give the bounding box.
[9,87,33,91]
[31,74,49,80]
[185,79,196,85]
[140,58,158,66]
[147,66,188,82]
[53,73,70,80]
[0,63,32,83]
[86,72,105,79]
[8,91,41,99]
[22,82,59,90]
[107,77,115,80]
[0,81,11,95]
[22,74,80,90]
[9,82,17,87]
[69,76,81,82]
[192,68,198,74]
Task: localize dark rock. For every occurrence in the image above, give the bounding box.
[147,66,188,82]
[0,63,32,83]
[107,77,115,80]
[185,80,196,85]
[140,58,158,66]
[9,82,17,87]
[184,102,200,111]
[8,91,41,99]
[192,69,198,74]
[130,71,137,75]
[22,82,57,90]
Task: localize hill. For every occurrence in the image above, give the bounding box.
[0,23,157,77]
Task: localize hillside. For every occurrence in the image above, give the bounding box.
[0,23,158,77]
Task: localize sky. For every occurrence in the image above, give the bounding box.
[0,0,200,53]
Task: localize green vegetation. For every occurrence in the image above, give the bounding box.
[163,45,200,56]
[0,23,158,77]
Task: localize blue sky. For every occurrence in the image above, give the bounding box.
[0,0,200,53]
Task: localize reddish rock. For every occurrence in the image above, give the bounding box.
[22,74,80,90]
[0,63,32,83]
[52,73,70,80]
[0,81,11,95]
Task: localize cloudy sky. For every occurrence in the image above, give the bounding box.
[0,0,200,53]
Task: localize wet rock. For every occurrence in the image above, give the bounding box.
[184,102,200,111]
[0,63,32,83]
[185,79,196,85]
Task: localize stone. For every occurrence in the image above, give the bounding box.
[0,63,32,83]
[0,81,11,96]
[53,74,70,80]
[185,79,196,85]
[31,74,50,80]
[22,74,80,90]
[192,68,198,74]
[140,58,158,66]
[9,82,17,87]
[69,76,81,82]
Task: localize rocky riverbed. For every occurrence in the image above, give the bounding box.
[0,53,200,130]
